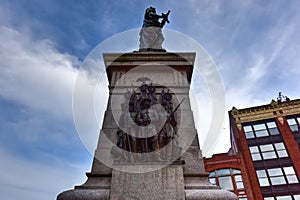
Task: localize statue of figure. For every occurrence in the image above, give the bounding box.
[116,81,181,162]
[115,91,137,162]
[158,89,183,161]
[139,7,170,52]
[138,83,149,104]
[148,83,158,105]
[136,98,152,161]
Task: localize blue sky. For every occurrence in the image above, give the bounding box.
[0,0,300,199]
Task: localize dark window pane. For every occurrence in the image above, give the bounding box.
[268,168,283,176]
[235,175,242,182]
[286,175,298,184]
[209,171,216,177]
[287,119,297,125]
[249,146,259,153]
[274,143,285,150]
[260,144,274,152]
[294,194,300,200]
[217,169,230,175]
[236,181,244,189]
[267,122,277,128]
[258,178,269,186]
[262,152,276,159]
[289,124,299,133]
[276,196,292,200]
[277,150,288,157]
[270,177,286,185]
[209,177,216,185]
[255,129,269,137]
[218,176,234,190]
[245,131,254,139]
[256,170,267,178]
[253,124,266,131]
[243,126,252,132]
[283,167,295,175]
[251,153,262,161]
[232,169,241,174]
[269,127,279,135]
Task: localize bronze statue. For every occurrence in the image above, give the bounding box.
[139,7,170,52]
[115,79,182,162]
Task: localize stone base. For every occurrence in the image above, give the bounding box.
[57,171,112,200]
[57,189,109,200]
[186,189,238,200]
[183,172,238,200]
[57,165,238,200]
[110,164,185,200]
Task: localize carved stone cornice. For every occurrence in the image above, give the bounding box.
[230,99,300,127]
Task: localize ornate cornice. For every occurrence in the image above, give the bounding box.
[230,99,300,128]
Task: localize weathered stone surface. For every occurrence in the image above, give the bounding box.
[57,189,110,200]
[110,164,185,200]
[186,189,238,200]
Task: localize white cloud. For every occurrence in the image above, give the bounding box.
[0,148,89,200]
[0,26,79,120]
[169,0,300,157]
[0,26,104,199]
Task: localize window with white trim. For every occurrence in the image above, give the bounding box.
[208,168,245,191]
[243,121,280,139]
[249,142,288,161]
[287,118,300,134]
[256,166,298,187]
[264,195,300,200]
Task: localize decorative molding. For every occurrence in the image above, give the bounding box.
[230,99,300,124]
[237,123,242,131]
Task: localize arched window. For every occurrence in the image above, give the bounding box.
[209,168,247,199]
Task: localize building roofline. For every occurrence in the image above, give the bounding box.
[229,98,300,116]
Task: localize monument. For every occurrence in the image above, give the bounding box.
[57,7,237,200]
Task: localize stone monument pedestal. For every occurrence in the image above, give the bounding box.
[110,163,185,200]
[57,52,237,200]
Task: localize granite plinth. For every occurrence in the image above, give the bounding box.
[110,164,185,200]
[186,190,238,200]
[57,189,109,200]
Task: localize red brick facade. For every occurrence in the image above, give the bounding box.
[204,153,249,198]
[204,99,300,200]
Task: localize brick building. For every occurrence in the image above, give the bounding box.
[204,152,248,199]
[204,97,300,200]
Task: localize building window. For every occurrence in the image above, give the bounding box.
[249,142,288,161]
[209,168,246,197]
[268,168,286,185]
[243,121,280,139]
[219,176,234,190]
[244,125,255,139]
[256,166,298,187]
[249,146,261,160]
[276,196,292,200]
[287,116,300,148]
[256,169,270,186]
[283,167,299,184]
[234,174,244,189]
[294,195,300,200]
[287,117,300,134]
[264,195,300,200]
